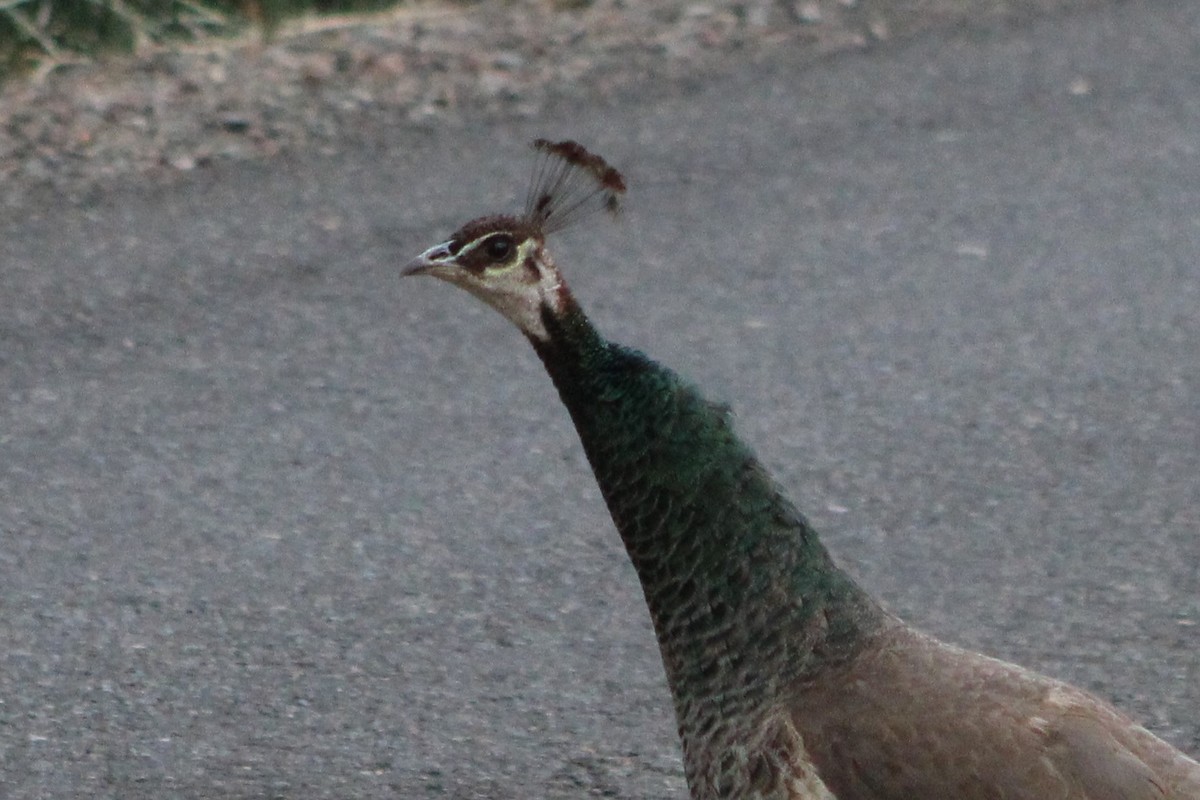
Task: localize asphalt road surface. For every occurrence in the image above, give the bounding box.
[2,1,1198,798]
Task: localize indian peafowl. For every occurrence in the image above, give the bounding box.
[403,139,1200,800]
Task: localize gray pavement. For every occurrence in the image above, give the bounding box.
[2,1,1198,797]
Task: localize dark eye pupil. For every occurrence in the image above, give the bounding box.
[486,236,512,260]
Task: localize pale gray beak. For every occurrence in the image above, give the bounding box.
[403,241,455,276]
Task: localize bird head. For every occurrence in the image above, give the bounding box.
[404,139,626,341]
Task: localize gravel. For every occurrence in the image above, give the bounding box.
[1,0,1109,205]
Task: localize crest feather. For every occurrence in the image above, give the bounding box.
[525,139,627,235]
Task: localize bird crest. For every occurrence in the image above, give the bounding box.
[525,138,627,235]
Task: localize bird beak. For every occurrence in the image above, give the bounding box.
[402,240,455,276]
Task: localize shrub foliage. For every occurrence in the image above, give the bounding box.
[0,0,409,76]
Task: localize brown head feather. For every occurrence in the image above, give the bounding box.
[449,215,538,253]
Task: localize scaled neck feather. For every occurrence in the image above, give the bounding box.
[529,299,891,720]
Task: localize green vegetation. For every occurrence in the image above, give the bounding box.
[0,0,412,77]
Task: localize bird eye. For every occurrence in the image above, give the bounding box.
[484,235,514,262]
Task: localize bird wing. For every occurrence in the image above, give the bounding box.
[787,627,1200,800]
[1038,690,1200,800]
[1041,709,1168,800]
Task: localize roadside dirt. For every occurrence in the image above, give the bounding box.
[0,0,1110,206]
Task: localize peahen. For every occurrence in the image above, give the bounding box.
[403,139,1200,799]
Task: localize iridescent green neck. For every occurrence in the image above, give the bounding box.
[530,301,889,714]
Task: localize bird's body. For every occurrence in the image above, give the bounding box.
[404,139,1200,799]
[792,626,1200,800]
